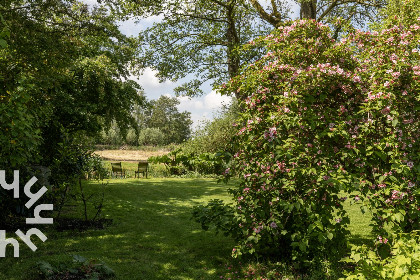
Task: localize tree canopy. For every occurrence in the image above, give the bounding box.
[0,0,144,168]
[127,0,386,99]
[146,95,193,145]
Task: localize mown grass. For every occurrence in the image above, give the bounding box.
[0,178,373,280]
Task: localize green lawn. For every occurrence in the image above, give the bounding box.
[0,178,373,279]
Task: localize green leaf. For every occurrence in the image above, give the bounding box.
[374,151,386,161]
[327,232,333,240]
[0,39,7,48]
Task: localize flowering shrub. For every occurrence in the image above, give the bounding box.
[216,18,420,263]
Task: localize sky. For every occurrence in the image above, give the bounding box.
[82,0,299,129]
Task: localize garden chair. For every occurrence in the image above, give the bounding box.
[111,162,125,178]
[135,161,149,179]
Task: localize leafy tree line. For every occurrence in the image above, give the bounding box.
[98,95,193,146]
[148,102,238,175]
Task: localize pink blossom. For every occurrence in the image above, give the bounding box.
[392,72,401,78]
[381,106,390,115]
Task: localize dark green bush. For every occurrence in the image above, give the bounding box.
[36,255,115,280]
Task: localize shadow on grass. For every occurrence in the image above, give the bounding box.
[0,178,236,280]
[0,179,376,280]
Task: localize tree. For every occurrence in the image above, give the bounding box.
[249,0,384,26]
[136,0,270,99]
[370,0,420,30]
[0,0,144,169]
[126,0,385,100]
[181,102,239,154]
[146,95,193,144]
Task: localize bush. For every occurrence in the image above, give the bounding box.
[192,199,237,236]
[99,123,123,146]
[125,128,138,146]
[36,255,115,280]
[182,103,239,155]
[342,231,420,280]
[149,149,231,176]
[198,17,420,265]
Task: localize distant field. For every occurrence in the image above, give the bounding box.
[95,149,169,161]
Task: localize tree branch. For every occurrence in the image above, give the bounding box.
[271,0,281,18]
[318,0,339,21]
[172,12,229,23]
[208,0,229,8]
[318,0,383,21]
[249,0,279,27]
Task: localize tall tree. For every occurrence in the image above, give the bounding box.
[0,0,144,168]
[135,0,271,99]
[125,0,385,100]
[146,96,193,144]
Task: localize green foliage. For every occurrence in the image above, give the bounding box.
[149,149,231,176]
[137,0,270,97]
[45,133,108,220]
[146,96,192,145]
[0,81,41,168]
[203,17,420,266]
[99,95,192,146]
[133,0,386,98]
[98,122,124,146]
[138,127,165,146]
[371,0,420,30]
[149,149,188,175]
[181,102,239,155]
[342,231,420,280]
[192,199,238,237]
[0,0,144,171]
[36,255,115,280]
[0,0,145,225]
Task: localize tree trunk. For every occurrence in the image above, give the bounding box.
[300,0,317,19]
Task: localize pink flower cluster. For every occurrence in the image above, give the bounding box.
[263,127,277,142]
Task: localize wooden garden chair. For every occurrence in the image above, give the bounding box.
[111,162,125,178]
[135,160,149,179]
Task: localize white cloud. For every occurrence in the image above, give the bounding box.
[204,90,232,110]
[81,0,98,6]
[118,19,143,37]
[136,68,166,87]
[177,96,204,111]
[128,68,176,99]
[175,90,232,131]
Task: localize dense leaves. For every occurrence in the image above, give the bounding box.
[343,231,420,280]
[0,0,144,170]
[0,0,145,224]
[145,96,193,145]
[196,16,420,266]
[137,0,269,98]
